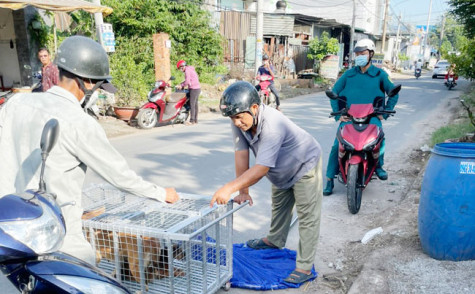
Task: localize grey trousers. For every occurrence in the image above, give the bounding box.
[267,157,323,271]
[189,88,201,123]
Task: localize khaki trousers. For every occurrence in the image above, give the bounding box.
[267,157,323,271]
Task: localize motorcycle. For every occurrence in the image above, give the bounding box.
[325,84,402,214]
[256,74,277,108]
[0,119,131,294]
[445,76,456,90]
[136,76,190,129]
[415,68,421,79]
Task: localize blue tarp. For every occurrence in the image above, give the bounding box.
[231,243,317,290]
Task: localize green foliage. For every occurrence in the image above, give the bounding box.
[102,0,223,69]
[447,37,475,80]
[440,40,453,58]
[307,32,340,61]
[431,121,474,146]
[28,12,55,51]
[431,84,475,145]
[109,36,155,107]
[448,0,475,38]
[69,11,96,38]
[398,53,409,61]
[101,0,225,105]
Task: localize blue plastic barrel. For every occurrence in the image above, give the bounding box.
[418,143,475,261]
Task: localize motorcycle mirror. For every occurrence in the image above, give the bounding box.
[39,119,60,193]
[387,84,402,97]
[325,89,338,100]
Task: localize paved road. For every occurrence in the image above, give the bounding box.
[0,72,469,292]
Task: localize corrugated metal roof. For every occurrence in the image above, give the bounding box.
[250,14,294,37]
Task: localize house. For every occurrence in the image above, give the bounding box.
[0,0,111,91]
[205,0,350,75]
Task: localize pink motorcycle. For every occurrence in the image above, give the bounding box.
[256,74,277,108]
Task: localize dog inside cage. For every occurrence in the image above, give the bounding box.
[81,186,236,294]
[82,207,186,288]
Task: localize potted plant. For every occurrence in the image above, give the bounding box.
[111,81,145,122]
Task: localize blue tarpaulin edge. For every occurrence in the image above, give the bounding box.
[230,243,317,290]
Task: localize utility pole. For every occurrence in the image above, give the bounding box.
[348,0,356,68]
[422,0,433,62]
[438,13,446,59]
[394,13,402,67]
[92,0,104,42]
[381,0,390,55]
[255,0,264,74]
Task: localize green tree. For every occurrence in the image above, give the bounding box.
[307,31,339,73]
[440,39,453,58]
[307,31,340,61]
[448,38,475,80]
[448,0,475,38]
[100,0,225,105]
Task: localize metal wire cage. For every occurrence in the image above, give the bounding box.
[82,184,246,294]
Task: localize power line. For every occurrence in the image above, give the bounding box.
[286,0,354,8]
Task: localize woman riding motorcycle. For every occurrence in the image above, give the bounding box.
[323,39,399,196]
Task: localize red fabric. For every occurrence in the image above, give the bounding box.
[444,73,458,81]
[41,62,59,91]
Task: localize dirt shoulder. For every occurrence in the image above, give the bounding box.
[308,74,475,294]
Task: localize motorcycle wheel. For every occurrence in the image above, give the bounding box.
[137,108,158,129]
[448,83,453,90]
[347,164,362,214]
[172,107,190,124]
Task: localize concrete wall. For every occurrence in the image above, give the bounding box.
[13,6,39,87]
[0,8,21,88]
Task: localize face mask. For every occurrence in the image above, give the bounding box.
[83,91,99,110]
[355,55,369,67]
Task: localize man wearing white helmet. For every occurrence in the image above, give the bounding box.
[323,39,399,196]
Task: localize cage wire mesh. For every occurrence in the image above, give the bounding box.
[81,184,242,294]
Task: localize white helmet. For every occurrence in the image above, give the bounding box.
[354,39,375,53]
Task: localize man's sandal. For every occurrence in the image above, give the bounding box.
[283,270,315,284]
[246,238,278,250]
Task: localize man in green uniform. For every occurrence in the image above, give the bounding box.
[323,39,399,196]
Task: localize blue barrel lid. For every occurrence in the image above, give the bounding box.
[432,143,475,158]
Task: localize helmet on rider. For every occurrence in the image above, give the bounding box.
[220,81,261,118]
[354,39,375,53]
[54,36,114,108]
[262,54,269,60]
[176,60,186,69]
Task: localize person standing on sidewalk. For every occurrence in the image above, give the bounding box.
[37,47,59,92]
[211,81,323,284]
[176,60,201,125]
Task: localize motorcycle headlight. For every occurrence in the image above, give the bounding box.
[54,276,128,294]
[353,117,367,123]
[0,200,65,254]
[363,138,378,151]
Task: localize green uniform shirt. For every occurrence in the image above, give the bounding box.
[330,64,399,121]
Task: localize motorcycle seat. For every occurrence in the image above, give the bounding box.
[165,92,185,103]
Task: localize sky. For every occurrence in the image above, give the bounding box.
[390,0,451,26]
